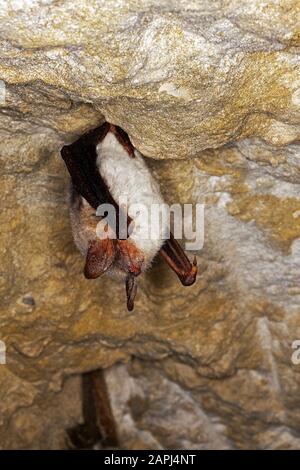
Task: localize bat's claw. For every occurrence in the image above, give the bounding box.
[179,256,198,286]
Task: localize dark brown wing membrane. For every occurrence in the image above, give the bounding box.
[61,123,116,211]
[61,123,130,237]
[111,125,135,157]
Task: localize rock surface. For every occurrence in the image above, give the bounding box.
[0,0,300,449]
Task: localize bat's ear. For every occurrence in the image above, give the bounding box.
[84,238,116,279]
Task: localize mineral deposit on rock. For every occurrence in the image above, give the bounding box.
[0,0,299,449]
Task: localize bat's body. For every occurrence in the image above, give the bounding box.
[97,131,169,266]
[61,123,197,311]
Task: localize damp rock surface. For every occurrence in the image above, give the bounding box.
[0,0,300,449]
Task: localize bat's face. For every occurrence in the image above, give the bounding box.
[69,188,145,277]
[69,189,145,311]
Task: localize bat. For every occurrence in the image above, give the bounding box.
[61,122,197,311]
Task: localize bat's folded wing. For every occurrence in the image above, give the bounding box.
[61,123,117,211]
[160,233,197,286]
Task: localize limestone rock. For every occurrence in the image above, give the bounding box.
[0,0,300,449]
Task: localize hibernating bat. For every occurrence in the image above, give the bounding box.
[61,122,197,311]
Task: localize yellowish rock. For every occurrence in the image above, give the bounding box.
[0,0,300,450]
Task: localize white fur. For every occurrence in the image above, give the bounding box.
[96,132,169,267]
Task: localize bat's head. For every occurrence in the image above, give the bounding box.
[83,235,148,311]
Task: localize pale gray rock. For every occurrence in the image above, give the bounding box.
[0,0,299,449]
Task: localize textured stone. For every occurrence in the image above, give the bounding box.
[105,362,231,450]
[0,0,300,450]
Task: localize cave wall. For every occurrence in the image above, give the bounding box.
[0,0,300,449]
